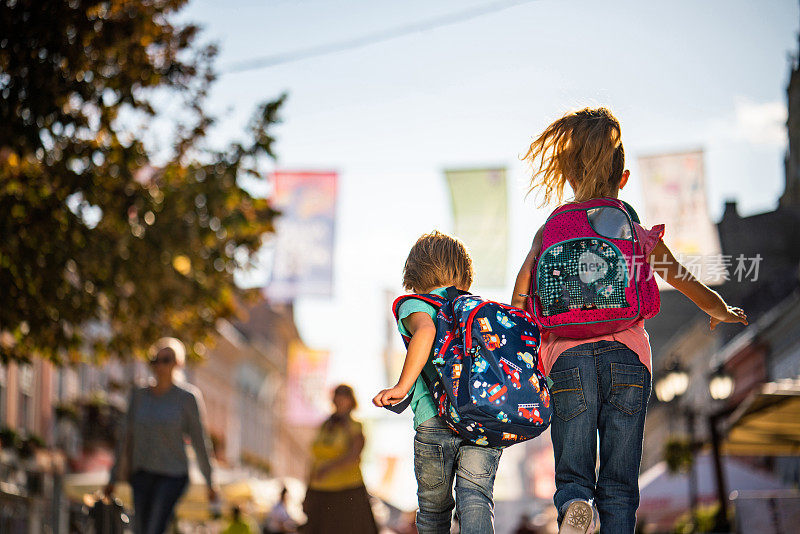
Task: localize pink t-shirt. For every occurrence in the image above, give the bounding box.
[539,222,666,376]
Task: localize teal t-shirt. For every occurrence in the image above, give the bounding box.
[396,287,448,429]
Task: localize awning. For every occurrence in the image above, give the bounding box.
[638,453,787,532]
[723,379,800,456]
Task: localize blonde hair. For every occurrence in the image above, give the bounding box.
[523,107,625,206]
[151,337,186,366]
[402,231,473,294]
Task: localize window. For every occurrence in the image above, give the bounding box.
[18,364,34,432]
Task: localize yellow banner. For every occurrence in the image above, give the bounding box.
[444,168,508,288]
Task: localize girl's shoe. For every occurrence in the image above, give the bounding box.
[559,500,595,534]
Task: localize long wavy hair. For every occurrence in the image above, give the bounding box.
[523,107,625,206]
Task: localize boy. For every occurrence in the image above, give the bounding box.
[373,231,501,534]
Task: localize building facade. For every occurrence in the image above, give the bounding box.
[642,41,800,486]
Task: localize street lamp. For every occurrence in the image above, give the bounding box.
[654,364,689,403]
[653,363,705,533]
[707,367,733,532]
[709,369,734,401]
[655,362,735,533]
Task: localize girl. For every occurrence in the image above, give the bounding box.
[511,107,746,534]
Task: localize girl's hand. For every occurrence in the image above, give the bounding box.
[649,240,748,332]
[709,306,747,330]
[372,385,411,407]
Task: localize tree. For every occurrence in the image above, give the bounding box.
[0,0,283,362]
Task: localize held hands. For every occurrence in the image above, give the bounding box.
[709,305,747,330]
[372,384,411,407]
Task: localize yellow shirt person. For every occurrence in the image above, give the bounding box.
[309,418,365,491]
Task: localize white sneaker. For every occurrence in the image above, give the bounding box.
[559,500,595,534]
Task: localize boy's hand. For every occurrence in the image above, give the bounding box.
[372,384,411,407]
[376,311,433,409]
[709,305,747,330]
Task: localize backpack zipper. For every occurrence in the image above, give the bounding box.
[464,301,489,354]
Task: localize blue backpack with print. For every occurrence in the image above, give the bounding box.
[387,288,551,448]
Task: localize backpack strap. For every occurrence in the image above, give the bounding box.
[384,292,452,414]
[620,200,641,223]
[391,294,447,342]
[444,286,471,301]
[391,293,447,319]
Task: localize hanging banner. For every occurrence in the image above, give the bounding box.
[637,151,724,286]
[444,168,508,288]
[267,171,337,301]
[285,342,330,425]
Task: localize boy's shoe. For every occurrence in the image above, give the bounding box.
[558,500,595,534]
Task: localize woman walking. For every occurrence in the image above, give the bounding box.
[106,337,217,534]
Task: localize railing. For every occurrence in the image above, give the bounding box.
[0,455,63,534]
[0,488,31,534]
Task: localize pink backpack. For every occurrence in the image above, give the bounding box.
[526,197,660,338]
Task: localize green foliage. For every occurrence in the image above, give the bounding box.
[671,503,720,534]
[0,0,283,362]
[664,437,695,473]
[0,426,44,456]
[54,402,80,421]
[0,425,21,449]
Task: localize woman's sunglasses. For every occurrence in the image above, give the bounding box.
[149,356,175,366]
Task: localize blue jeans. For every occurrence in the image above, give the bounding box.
[413,417,502,534]
[130,470,189,534]
[549,341,651,533]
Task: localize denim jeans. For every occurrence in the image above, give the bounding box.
[549,341,651,533]
[413,417,502,534]
[130,470,189,534]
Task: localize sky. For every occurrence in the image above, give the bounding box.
[170,0,799,510]
[179,0,797,389]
